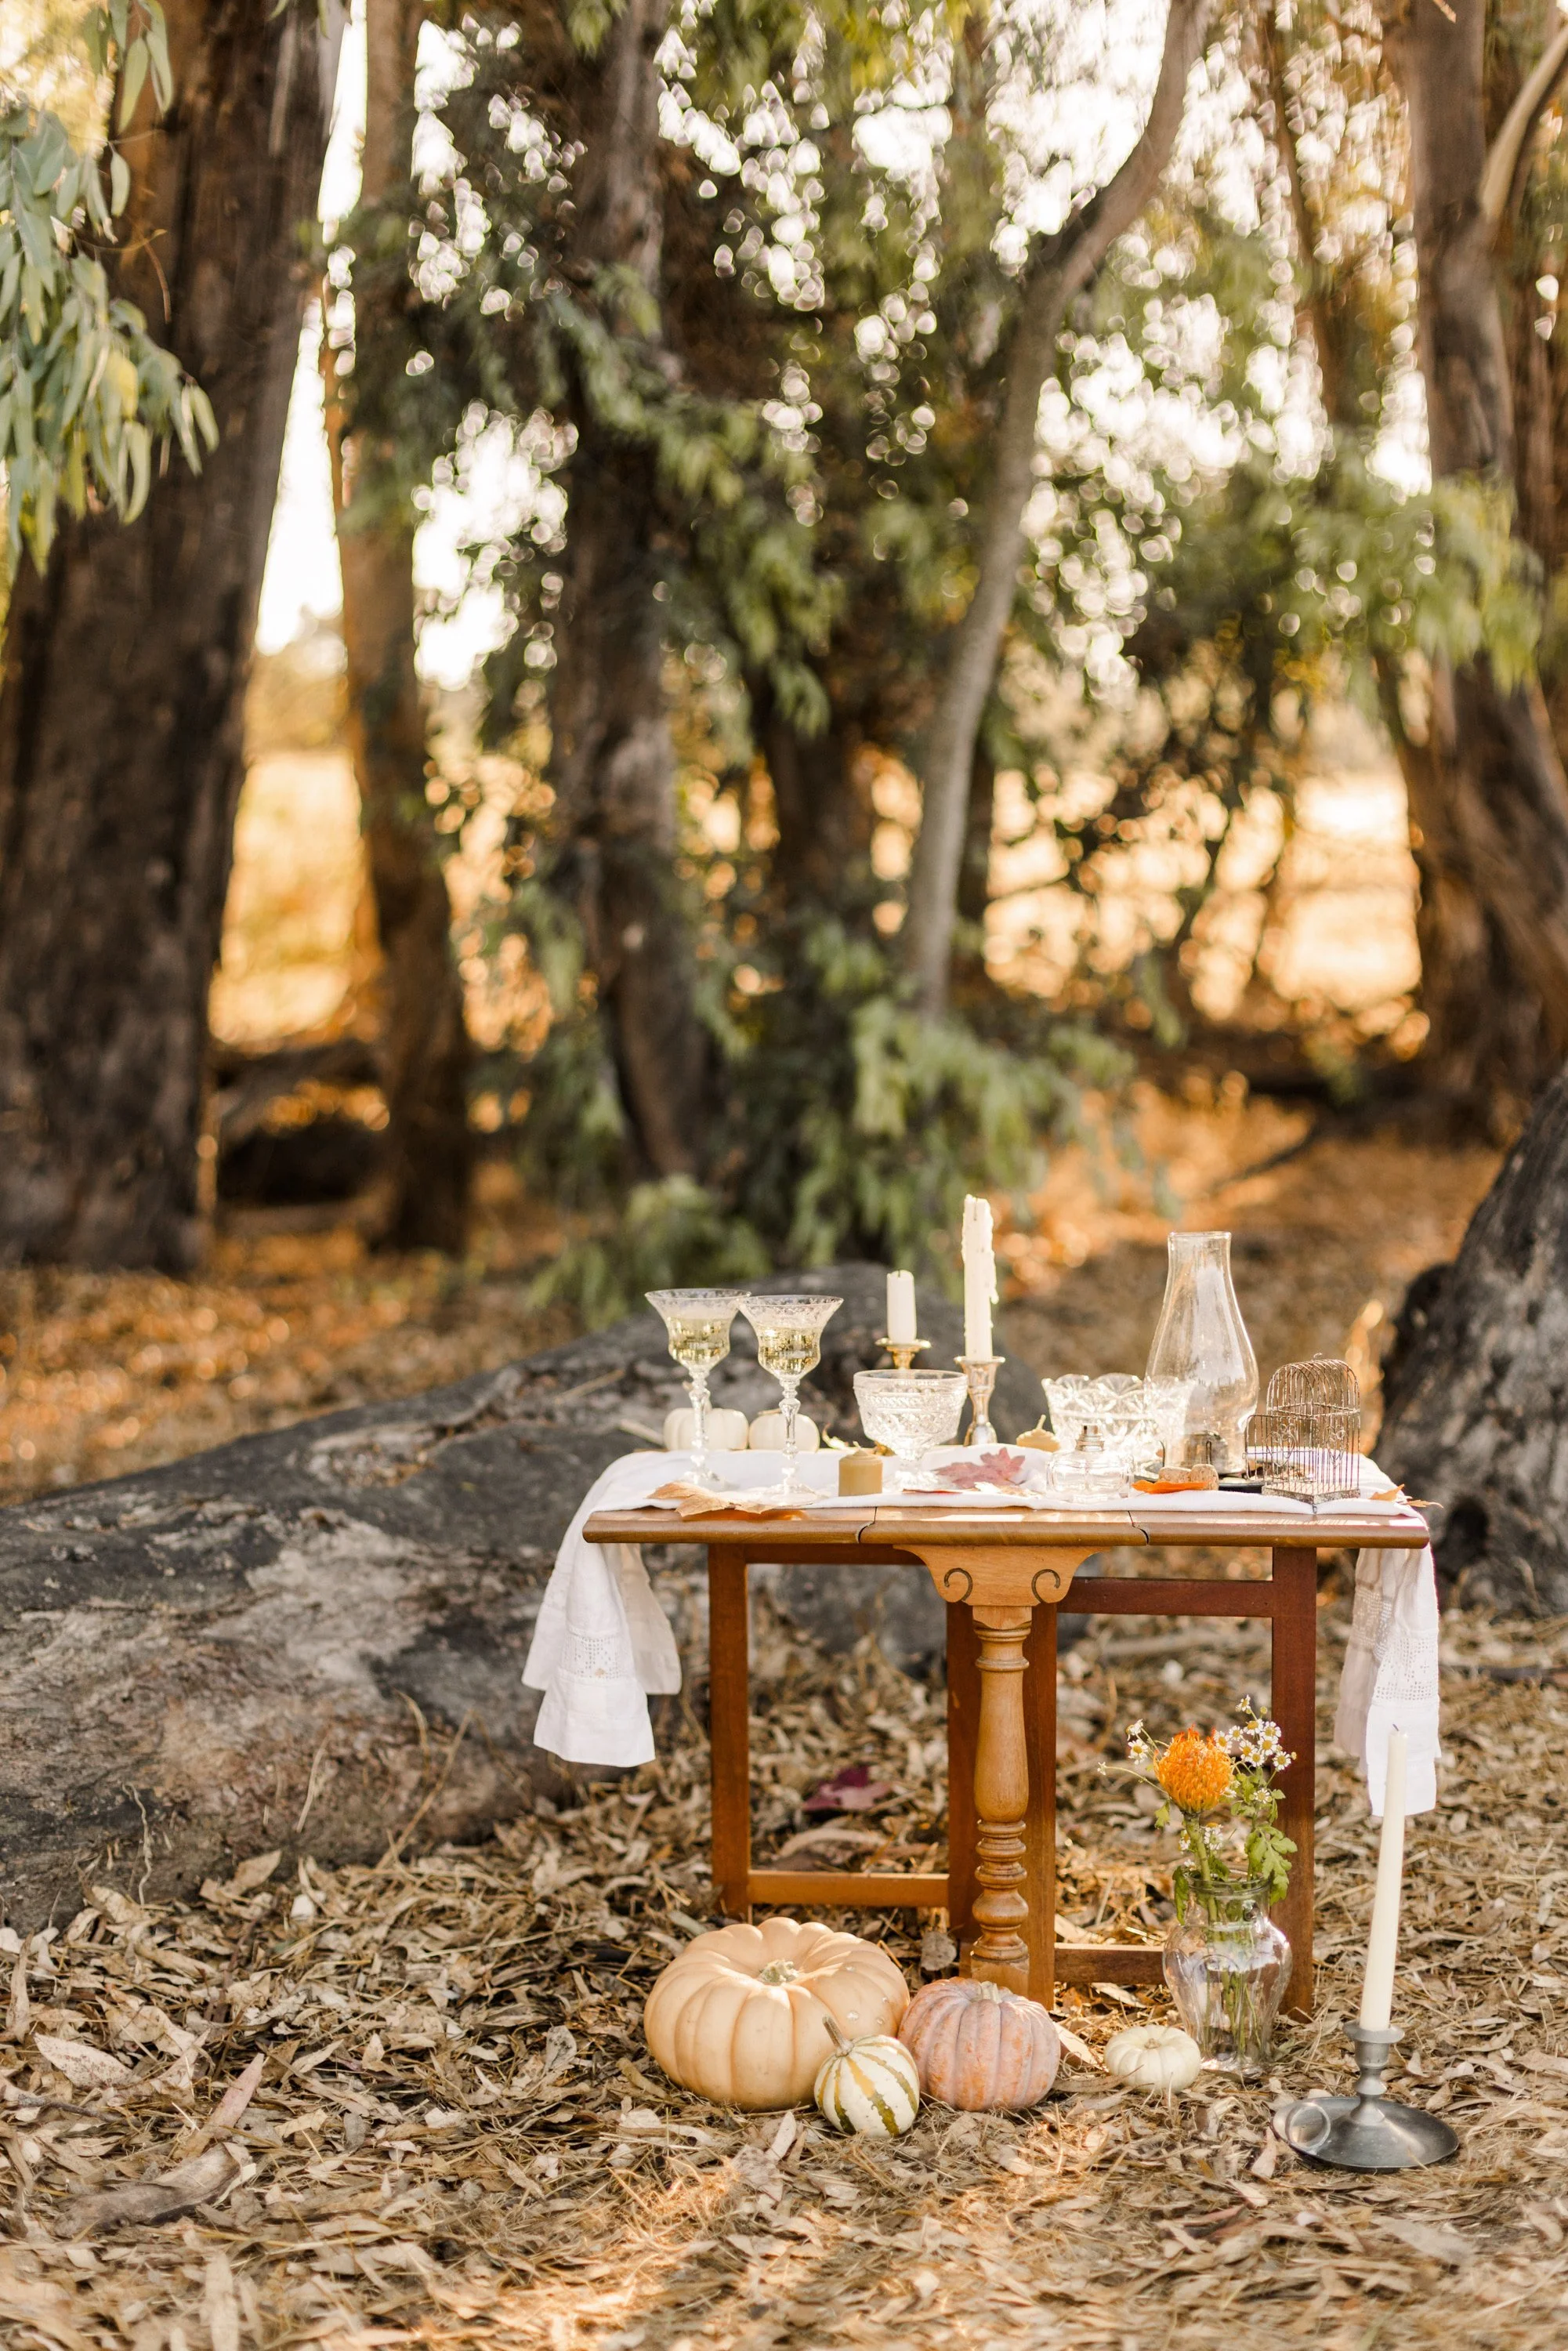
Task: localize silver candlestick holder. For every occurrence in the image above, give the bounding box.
[957,1355,1002,1448]
[1279,2023,1458,2172]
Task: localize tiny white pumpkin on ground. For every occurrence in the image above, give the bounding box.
[1103,2023,1203,2093]
[814,2020,921,2137]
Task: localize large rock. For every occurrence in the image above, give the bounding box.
[0,1266,1041,1925]
[1379,1070,1568,1610]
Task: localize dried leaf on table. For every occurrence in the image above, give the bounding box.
[646,1482,808,1519]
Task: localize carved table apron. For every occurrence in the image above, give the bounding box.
[583,1500,1430,2016]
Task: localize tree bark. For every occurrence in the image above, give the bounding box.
[1379,1060,1568,1610]
[951,741,998,995]
[1265,1,1567,1126]
[1378,0,1568,1111]
[751,676,877,918]
[0,0,339,1270]
[902,0,1211,1015]
[330,0,473,1253]
[541,0,711,1179]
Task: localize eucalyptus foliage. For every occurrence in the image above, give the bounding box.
[0,2,213,574]
[356,0,1568,1306]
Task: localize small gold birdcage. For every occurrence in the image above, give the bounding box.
[1246,1356,1361,1505]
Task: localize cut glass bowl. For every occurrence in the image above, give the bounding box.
[853,1369,969,1470]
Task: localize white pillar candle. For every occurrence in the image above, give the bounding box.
[886,1270,917,1342]
[1358,1727,1408,2031]
[961,1195,996,1360]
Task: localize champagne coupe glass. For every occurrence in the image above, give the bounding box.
[741,1293,843,1498]
[646,1289,748,1489]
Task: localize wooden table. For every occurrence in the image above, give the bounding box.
[583,1496,1429,2015]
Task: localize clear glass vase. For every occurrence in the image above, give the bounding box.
[1163,1882,1291,2077]
[1145,1230,1258,1473]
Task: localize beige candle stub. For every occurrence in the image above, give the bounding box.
[838,1451,884,1496]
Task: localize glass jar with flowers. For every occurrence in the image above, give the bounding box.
[1125,1702,1295,2075]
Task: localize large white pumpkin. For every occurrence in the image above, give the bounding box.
[644,1917,908,2109]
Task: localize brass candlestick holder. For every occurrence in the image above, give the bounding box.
[957,1355,1003,1447]
[877,1336,931,1372]
[1279,2023,1458,2172]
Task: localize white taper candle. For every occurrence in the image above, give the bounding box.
[961,1196,996,1361]
[886,1270,917,1343]
[1358,1727,1408,2032]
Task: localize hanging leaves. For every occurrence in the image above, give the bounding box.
[0,2,210,575]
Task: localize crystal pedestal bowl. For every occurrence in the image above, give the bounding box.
[854,1369,969,1486]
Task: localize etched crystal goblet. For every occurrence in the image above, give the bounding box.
[646,1288,748,1489]
[741,1294,842,1498]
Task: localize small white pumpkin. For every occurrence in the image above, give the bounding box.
[1103,2023,1203,2093]
[749,1411,819,1451]
[814,2019,921,2138]
[664,1406,751,1452]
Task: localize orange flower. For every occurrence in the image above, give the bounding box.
[1157,1727,1234,1817]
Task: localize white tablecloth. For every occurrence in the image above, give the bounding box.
[523,1449,1439,1813]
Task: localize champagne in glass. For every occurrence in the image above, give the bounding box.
[741,1294,843,1497]
[647,1290,746,1487]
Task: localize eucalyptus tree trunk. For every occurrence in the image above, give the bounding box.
[0,0,339,1269]
[1264,1,1568,1128]
[1375,0,1568,1118]
[542,0,711,1179]
[750,676,877,918]
[331,0,473,1252]
[902,0,1211,1016]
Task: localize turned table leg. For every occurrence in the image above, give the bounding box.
[969,1605,1033,1992]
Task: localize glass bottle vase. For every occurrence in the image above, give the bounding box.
[1145,1230,1258,1473]
[1162,1882,1291,2076]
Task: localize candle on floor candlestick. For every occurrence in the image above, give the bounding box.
[886,1270,917,1344]
[961,1196,996,1361]
[1358,1727,1408,2033]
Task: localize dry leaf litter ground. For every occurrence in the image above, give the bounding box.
[0,1093,1524,2346]
[2,1586,1566,2351]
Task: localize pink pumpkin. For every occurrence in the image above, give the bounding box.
[899,1976,1059,2110]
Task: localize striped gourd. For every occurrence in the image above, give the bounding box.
[813,2022,921,2138]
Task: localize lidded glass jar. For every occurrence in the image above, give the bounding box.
[1145,1230,1258,1473]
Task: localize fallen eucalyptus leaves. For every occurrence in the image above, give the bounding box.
[0,1593,1555,2351]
